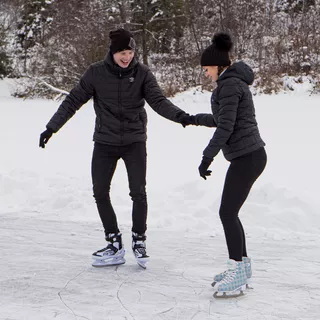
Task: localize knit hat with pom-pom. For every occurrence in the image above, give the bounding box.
[201,32,233,66]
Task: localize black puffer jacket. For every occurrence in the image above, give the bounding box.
[194,61,265,161]
[46,53,186,145]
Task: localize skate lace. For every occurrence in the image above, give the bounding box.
[107,243,118,252]
[134,240,145,247]
[220,268,237,284]
[95,243,118,255]
[133,240,146,251]
[220,270,227,277]
[135,246,146,254]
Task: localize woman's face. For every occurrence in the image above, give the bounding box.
[202,66,219,81]
[113,50,135,68]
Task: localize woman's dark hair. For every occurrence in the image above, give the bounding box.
[218,65,229,76]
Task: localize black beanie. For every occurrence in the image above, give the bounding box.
[201,32,233,66]
[109,28,136,54]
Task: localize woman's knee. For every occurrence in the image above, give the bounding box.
[219,208,238,223]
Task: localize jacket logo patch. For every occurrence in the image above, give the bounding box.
[129,37,136,50]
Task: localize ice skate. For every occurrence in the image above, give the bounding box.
[92,232,125,267]
[212,260,247,298]
[132,232,149,269]
[212,256,252,289]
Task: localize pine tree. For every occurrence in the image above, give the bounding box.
[0,0,15,77]
[15,0,54,72]
[128,0,186,64]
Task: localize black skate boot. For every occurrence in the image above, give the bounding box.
[92,232,125,267]
[132,232,149,269]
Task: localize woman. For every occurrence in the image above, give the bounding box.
[189,32,267,296]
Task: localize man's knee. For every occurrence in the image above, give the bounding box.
[129,188,147,202]
[93,186,111,201]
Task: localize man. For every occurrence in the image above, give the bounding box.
[39,28,190,268]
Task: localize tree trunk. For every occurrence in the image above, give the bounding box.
[142,0,148,65]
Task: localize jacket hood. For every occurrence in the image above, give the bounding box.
[104,51,138,75]
[218,61,254,85]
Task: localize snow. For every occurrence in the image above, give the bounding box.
[1,79,320,319]
[282,76,315,94]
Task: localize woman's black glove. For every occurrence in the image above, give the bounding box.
[39,128,54,148]
[198,156,213,180]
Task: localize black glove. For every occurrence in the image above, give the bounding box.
[198,156,213,180]
[180,114,195,128]
[39,128,54,148]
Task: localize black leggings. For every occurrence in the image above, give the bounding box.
[219,147,267,261]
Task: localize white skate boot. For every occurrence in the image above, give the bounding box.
[212,256,252,288]
[212,259,247,298]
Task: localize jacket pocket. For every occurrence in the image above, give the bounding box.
[139,112,147,132]
[96,116,102,133]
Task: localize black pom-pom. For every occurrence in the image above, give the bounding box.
[212,32,233,52]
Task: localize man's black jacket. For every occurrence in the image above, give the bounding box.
[46,53,186,145]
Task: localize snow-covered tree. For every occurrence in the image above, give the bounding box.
[15,0,54,72]
[0,0,16,77]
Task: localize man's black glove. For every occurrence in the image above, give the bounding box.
[39,128,54,148]
[198,156,213,180]
[180,114,195,128]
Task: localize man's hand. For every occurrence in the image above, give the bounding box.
[180,114,195,128]
[39,128,54,148]
[198,156,213,180]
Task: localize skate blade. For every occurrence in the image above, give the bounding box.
[92,258,126,267]
[92,248,125,261]
[213,284,246,298]
[136,260,147,269]
[246,278,253,289]
[135,256,149,269]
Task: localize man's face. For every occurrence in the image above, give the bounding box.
[113,50,135,68]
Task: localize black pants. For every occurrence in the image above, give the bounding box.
[91,142,147,235]
[219,147,267,261]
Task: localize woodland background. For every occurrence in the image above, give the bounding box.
[0,0,319,97]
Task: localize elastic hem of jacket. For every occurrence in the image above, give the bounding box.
[224,142,266,161]
[93,136,147,146]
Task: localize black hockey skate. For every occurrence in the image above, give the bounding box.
[92,232,125,267]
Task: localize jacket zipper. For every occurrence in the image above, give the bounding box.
[118,71,124,144]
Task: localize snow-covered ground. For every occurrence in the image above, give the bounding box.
[1,79,320,320]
